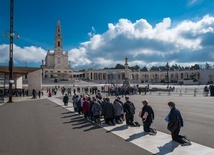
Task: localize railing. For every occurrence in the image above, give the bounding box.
[146,88,210,97]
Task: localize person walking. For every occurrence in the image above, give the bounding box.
[167,101,191,145]
[123,96,135,126]
[63,94,69,106]
[140,99,156,134]
[38,90,41,98]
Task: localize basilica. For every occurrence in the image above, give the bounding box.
[41,21,73,81]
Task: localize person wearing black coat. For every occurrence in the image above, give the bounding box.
[63,94,69,106]
[123,96,135,125]
[102,97,115,125]
[140,99,154,132]
[209,84,214,96]
[167,101,191,145]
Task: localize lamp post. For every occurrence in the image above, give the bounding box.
[3,0,19,102]
[166,62,169,89]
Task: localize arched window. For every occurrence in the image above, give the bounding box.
[58,57,60,64]
[58,41,60,47]
[181,73,183,79]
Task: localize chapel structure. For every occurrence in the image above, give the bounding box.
[41,21,73,81]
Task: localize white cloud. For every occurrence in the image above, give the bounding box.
[186,0,203,7]
[68,47,91,68]
[76,15,214,69]
[187,0,197,6]
[87,26,96,37]
[1,15,214,69]
[0,44,9,63]
[0,44,46,65]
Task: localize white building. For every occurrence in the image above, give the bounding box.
[41,21,73,81]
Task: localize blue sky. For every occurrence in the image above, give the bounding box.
[0,0,214,70]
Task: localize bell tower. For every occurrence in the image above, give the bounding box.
[54,20,63,53]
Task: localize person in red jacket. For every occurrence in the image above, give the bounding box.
[82,97,91,120]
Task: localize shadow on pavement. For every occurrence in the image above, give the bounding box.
[126,132,148,142]
[155,140,179,155]
[61,111,73,114]
[61,110,101,132]
[106,124,129,133]
[72,122,92,129]
[84,124,102,132]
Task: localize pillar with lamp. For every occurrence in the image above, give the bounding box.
[3,0,19,103]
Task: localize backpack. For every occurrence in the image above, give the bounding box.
[128,101,135,114]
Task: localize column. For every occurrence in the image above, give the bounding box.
[28,69,42,95]
[15,77,22,89]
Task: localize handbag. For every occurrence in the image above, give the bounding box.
[167,119,179,132]
[138,111,142,117]
[142,111,148,122]
[164,114,169,122]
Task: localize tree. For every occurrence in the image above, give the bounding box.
[140,66,148,71]
[190,64,200,70]
[150,66,159,71]
[114,64,125,69]
[159,66,166,71]
[171,64,179,71]
[129,65,140,71]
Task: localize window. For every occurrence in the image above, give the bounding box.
[58,57,60,64]
[58,41,60,47]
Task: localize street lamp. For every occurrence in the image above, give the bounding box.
[3,31,20,39]
[3,0,19,103]
[166,62,169,89]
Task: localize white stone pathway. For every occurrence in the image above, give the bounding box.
[47,95,214,155]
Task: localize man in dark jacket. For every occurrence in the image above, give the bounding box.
[123,96,135,125]
[102,97,115,125]
[167,101,191,145]
[63,94,69,106]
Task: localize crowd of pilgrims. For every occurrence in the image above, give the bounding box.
[3,88,29,97]
[47,84,148,98]
[61,86,191,145]
[45,85,151,126]
[71,92,126,125]
[61,87,139,127]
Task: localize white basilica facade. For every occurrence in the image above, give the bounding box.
[41,21,73,81]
